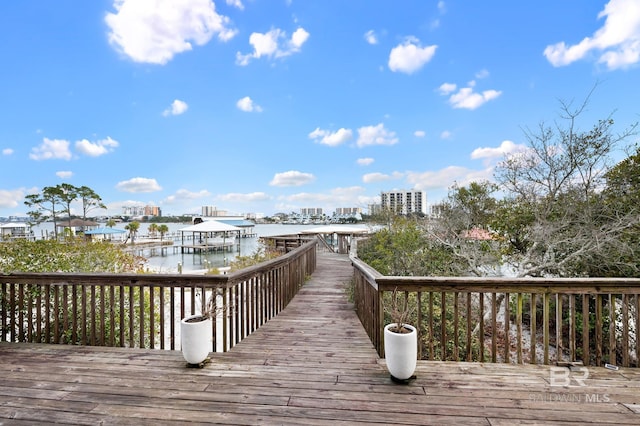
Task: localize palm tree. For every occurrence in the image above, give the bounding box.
[148,223,159,238]
[157,224,169,242]
[124,221,140,245]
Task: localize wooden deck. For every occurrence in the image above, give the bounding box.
[1,251,639,425]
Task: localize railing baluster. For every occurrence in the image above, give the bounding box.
[569,294,576,362]
[582,294,590,365]
[543,293,549,365]
[18,284,24,342]
[466,292,472,362]
[609,294,616,365]
[516,293,522,364]
[100,285,106,346]
[149,286,155,349]
[109,286,115,347]
[159,286,165,350]
[491,293,497,363]
[622,294,629,367]
[530,293,536,364]
[595,294,603,366]
[90,285,96,346]
[479,292,485,363]
[139,286,145,348]
[556,294,563,362]
[428,292,434,360]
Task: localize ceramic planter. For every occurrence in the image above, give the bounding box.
[180,314,213,365]
[384,323,417,380]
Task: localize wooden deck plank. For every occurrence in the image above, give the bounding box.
[1,251,639,425]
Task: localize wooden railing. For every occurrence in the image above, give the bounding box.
[0,239,316,352]
[352,256,640,367]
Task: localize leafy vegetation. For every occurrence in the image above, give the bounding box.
[0,238,145,273]
[358,91,639,362]
[0,238,151,346]
[24,184,105,239]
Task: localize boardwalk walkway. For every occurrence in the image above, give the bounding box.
[1,251,639,424]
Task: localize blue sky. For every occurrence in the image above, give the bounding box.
[1,0,639,218]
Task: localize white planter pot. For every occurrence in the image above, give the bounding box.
[384,323,417,380]
[180,314,213,365]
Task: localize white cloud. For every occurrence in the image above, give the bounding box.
[414,130,426,138]
[471,140,525,161]
[29,138,72,161]
[441,83,502,110]
[236,27,310,66]
[438,82,457,95]
[543,0,640,70]
[218,192,270,202]
[362,171,404,183]
[236,96,263,112]
[75,137,120,157]
[163,99,189,116]
[406,166,494,191]
[163,189,211,204]
[440,130,452,139]
[56,171,73,179]
[115,177,162,193]
[0,188,24,209]
[356,123,399,147]
[357,157,374,166]
[269,170,315,187]
[308,127,353,146]
[105,0,237,65]
[475,69,490,79]
[226,0,244,10]
[2,148,13,155]
[364,30,378,45]
[388,37,437,74]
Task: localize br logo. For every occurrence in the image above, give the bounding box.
[549,366,589,387]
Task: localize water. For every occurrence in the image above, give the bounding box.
[30,222,370,274]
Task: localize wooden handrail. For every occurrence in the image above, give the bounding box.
[0,240,317,353]
[351,256,640,367]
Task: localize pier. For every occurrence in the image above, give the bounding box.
[1,250,639,424]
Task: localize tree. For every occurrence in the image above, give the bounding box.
[494,91,638,277]
[148,223,158,238]
[24,185,66,239]
[125,221,140,244]
[77,186,106,220]
[426,181,502,277]
[157,224,169,241]
[358,215,462,276]
[24,184,106,239]
[58,183,79,231]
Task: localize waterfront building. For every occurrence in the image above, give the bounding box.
[201,206,228,217]
[123,205,161,217]
[380,189,427,215]
[334,207,362,216]
[300,208,323,216]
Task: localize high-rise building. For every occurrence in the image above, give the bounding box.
[123,205,161,217]
[380,189,427,215]
[300,208,323,216]
[201,206,228,217]
[334,207,362,215]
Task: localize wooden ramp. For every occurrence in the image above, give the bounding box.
[1,251,639,425]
